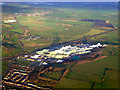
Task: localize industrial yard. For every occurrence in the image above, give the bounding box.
[19,43,106,66]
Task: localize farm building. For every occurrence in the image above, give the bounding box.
[3,20,17,23]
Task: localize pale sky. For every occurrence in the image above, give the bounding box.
[2,0,120,2]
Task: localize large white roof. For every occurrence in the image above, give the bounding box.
[43,62,47,65]
[57,60,63,63]
[31,55,40,59]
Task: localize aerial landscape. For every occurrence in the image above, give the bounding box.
[1,2,119,89]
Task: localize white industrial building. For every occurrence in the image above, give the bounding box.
[24,43,106,62]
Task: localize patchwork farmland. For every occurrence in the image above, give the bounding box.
[2,2,119,89]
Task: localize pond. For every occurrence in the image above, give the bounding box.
[71,56,80,60]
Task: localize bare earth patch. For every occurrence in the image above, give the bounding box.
[62,69,69,78]
[24,43,51,47]
[39,29,44,31]
[40,25,45,26]
[44,26,53,29]
[76,60,92,65]
[94,56,107,61]
[75,56,107,65]
[62,20,78,22]
[102,14,108,16]
[97,27,114,30]
[56,23,72,26]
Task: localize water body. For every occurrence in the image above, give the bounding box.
[71,56,80,60]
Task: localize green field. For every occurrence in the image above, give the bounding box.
[65,71,101,84]
[102,45,118,56]
[102,71,118,88]
[41,71,63,80]
[55,78,92,88]
[51,63,69,69]
[2,47,21,57]
[89,30,118,44]
[16,15,93,42]
[94,71,118,88]
[55,45,118,88]
[17,59,31,66]
[71,56,118,76]
[55,55,118,88]
[10,28,23,34]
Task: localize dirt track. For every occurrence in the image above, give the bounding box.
[94,56,107,61]
[62,69,69,77]
[76,60,92,65]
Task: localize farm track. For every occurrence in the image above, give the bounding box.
[93,56,107,61]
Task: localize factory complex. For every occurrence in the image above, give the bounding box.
[20,43,107,66]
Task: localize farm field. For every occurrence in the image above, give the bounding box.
[55,47,119,88]
[65,71,101,84]
[71,56,118,76]
[10,28,23,34]
[16,15,94,41]
[39,63,70,80]
[41,71,63,80]
[84,29,106,36]
[55,78,92,88]
[89,30,118,44]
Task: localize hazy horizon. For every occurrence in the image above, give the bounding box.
[2,0,120,2]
